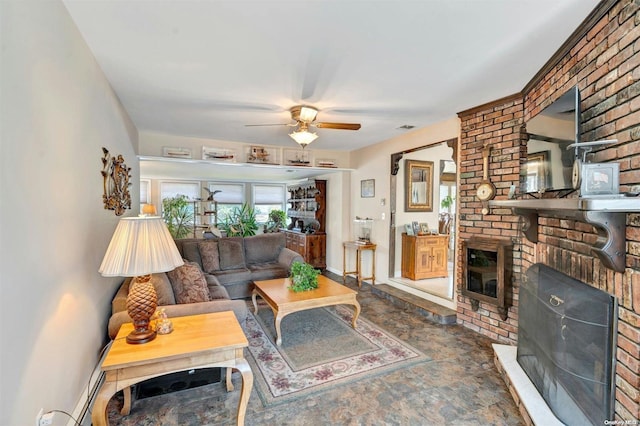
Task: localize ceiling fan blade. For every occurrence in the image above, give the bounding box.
[245,123,294,127]
[315,122,361,130]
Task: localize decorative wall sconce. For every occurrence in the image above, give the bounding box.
[101,147,132,216]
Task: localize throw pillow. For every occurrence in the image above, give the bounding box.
[198,240,220,273]
[218,237,246,270]
[166,261,210,304]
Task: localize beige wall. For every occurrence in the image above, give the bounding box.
[343,117,460,282]
[1,2,138,424]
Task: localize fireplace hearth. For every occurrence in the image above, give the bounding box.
[518,264,617,425]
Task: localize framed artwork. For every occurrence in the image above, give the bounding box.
[412,221,420,236]
[405,160,434,212]
[361,179,375,198]
[404,223,414,236]
[419,223,429,234]
[525,151,550,193]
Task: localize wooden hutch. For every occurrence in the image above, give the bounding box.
[282,179,326,269]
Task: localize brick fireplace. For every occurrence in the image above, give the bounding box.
[456,0,639,422]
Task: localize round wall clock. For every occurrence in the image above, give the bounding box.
[476,145,496,203]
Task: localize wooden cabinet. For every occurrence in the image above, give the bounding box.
[284,180,326,269]
[461,237,512,320]
[286,180,326,233]
[283,231,326,269]
[401,233,448,280]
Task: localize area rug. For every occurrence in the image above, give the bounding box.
[244,303,428,406]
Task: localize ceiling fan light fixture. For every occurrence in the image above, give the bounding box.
[289,129,318,148]
[298,106,318,123]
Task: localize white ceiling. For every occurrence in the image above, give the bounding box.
[63,0,600,153]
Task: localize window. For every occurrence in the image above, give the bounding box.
[208,182,245,220]
[140,179,150,204]
[253,184,285,224]
[159,181,200,217]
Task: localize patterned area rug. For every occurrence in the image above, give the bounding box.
[245,303,427,406]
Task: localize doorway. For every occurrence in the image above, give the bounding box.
[387,139,457,307]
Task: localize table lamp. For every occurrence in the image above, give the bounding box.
[99,216,183,344]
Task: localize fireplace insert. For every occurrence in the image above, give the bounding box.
[518,264,617,425]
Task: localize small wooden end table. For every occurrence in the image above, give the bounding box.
[342,241,376,287]
[91,311,253,426]
[252,275,361,346]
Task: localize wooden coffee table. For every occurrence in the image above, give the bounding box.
[252,275,361,346]
[91,311,253,426]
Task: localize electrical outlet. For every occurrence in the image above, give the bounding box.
[36,410,53,426]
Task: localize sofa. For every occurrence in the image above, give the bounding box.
[173,232,304,299]
[107,270,248,339]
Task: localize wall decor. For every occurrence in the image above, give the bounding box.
[247,145,280,164]
[360,179,375,198]
[162,146,192,159]
[284,148,312,166]
[405,160,433,212]
[202,146,236,162]
[316,158,337,168]
[101,147,131,216]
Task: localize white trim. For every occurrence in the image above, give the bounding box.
[67,343,110,426]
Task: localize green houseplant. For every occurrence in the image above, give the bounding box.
[221,203,258,237]
[289,262,320,292]
[264,209,287,233]
[162,194,194,239]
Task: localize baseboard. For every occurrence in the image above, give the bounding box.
[67,346,109,426]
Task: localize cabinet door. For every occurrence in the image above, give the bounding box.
[431,243,448,276]
[306,235,326,269]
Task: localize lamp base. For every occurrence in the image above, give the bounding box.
[126,274,158,345]
[126,328,157,344]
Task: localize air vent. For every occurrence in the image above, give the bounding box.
[397,125,415,130]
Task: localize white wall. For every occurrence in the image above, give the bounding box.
[0,2,138,424]
[344,117,460,283]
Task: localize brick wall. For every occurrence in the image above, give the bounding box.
[457,0,639,420]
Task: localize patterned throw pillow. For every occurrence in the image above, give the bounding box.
[166,261,210,304]
[198,241,220,273]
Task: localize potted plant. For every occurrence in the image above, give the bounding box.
[220,203,258,237]
[264,209,287,233]
[439,195,455,234]
[162,194,194,239]
[289,262,320,292]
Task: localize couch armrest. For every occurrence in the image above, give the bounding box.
[278,247,304,270]
[107,300,249,340]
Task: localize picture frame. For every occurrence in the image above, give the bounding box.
[405,159,434,212]
[419,223,429,234]
[412,221,420,236]
[361,179,375,198]
[404,223,414,236]
[283,149,312,166]
[162,146,192,159]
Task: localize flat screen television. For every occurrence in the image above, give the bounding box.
[525,86,580,193]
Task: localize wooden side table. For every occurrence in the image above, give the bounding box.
[91,311,253,426]
[342,241,376,287]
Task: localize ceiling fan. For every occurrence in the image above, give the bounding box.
[246,105,361,148]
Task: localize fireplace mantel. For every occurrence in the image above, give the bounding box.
[490,197,640,272]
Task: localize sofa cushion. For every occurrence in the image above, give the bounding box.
[211,268,252,285]
[181,241,203,267]
[248,262,289,281]
[198,240,220,273]
[244,233,285,265]
[218,237,246,270]
[166,261,210,304]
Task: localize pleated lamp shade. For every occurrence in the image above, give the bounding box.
[99,216,183,344]
[99,216,183,277]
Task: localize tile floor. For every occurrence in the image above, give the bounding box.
[106,272,523,426]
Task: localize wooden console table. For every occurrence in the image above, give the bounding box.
[342,241,376,287]
[91,311,253,426]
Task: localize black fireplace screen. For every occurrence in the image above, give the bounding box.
[518,264,617,426]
